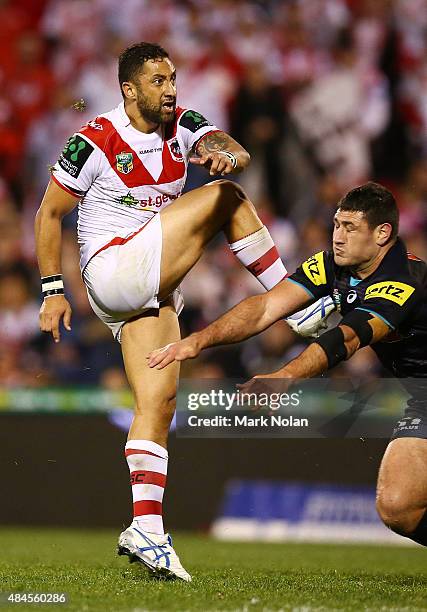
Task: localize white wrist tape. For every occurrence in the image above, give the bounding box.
[41,274,64,297]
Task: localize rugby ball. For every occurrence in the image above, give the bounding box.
[286,295,336,338]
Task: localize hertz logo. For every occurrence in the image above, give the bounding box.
[302,252,327,286]
[364,281,415,306]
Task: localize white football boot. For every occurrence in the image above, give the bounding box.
[117,522,192,582]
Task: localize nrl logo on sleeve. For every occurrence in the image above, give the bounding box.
[116,152,134,174]
[167,138,184,162]
[365,281,415,306]
[302,252,326,286]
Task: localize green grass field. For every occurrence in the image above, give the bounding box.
[0,528,426,611]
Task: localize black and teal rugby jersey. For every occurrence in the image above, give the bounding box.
[288,238,427,378]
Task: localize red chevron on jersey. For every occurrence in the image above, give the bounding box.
[80,117,116,149]
[106,130,158,186]
[82,117,157,186]
[53,101,219,270]
[81,112,186,187]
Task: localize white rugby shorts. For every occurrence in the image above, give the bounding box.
[82,214,184,342]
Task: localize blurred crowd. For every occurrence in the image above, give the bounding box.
[0,0,426,388]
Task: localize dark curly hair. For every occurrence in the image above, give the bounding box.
[118,42,169,96]
[338,182,399,240]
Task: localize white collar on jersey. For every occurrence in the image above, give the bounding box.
[117,102,131,127]
[116,101,164,137]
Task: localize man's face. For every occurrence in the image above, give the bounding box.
[332,209,380,268]
[133,57,177,125]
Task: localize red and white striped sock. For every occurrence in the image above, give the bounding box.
[229,226,287,290]
[125,440,168,535]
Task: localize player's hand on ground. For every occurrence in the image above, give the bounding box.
[39,295,72,343]
[189,152,235,176]
[147,336,201,369]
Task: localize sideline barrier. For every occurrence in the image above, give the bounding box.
[211,479,415,546]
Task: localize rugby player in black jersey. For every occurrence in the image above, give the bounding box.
[148,182,427,547]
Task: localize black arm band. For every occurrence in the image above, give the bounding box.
[314,326,347,369]
[340,309,375,347]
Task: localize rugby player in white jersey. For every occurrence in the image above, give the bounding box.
[35,43,289,581]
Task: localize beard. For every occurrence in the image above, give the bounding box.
[136,87,175,125]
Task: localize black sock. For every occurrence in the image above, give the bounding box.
[410,509,427,546]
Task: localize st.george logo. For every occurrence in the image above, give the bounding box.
[116,152,134,174]
[168,138,184,162]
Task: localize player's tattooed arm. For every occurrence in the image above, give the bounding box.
[190,131,250,176]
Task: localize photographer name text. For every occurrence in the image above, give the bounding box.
[187,414,308,428]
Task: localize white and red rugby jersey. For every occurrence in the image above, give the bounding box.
[52,102,219,270]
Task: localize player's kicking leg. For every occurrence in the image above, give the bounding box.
[119,180,286,580]
[158,179,287,299]
[376,436,427,545]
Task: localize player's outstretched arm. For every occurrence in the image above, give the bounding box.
[257,310,391,382]
[147,280,311,369]
[35,180,79,343]
[238,311,391,394]
[189,131,250,176]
